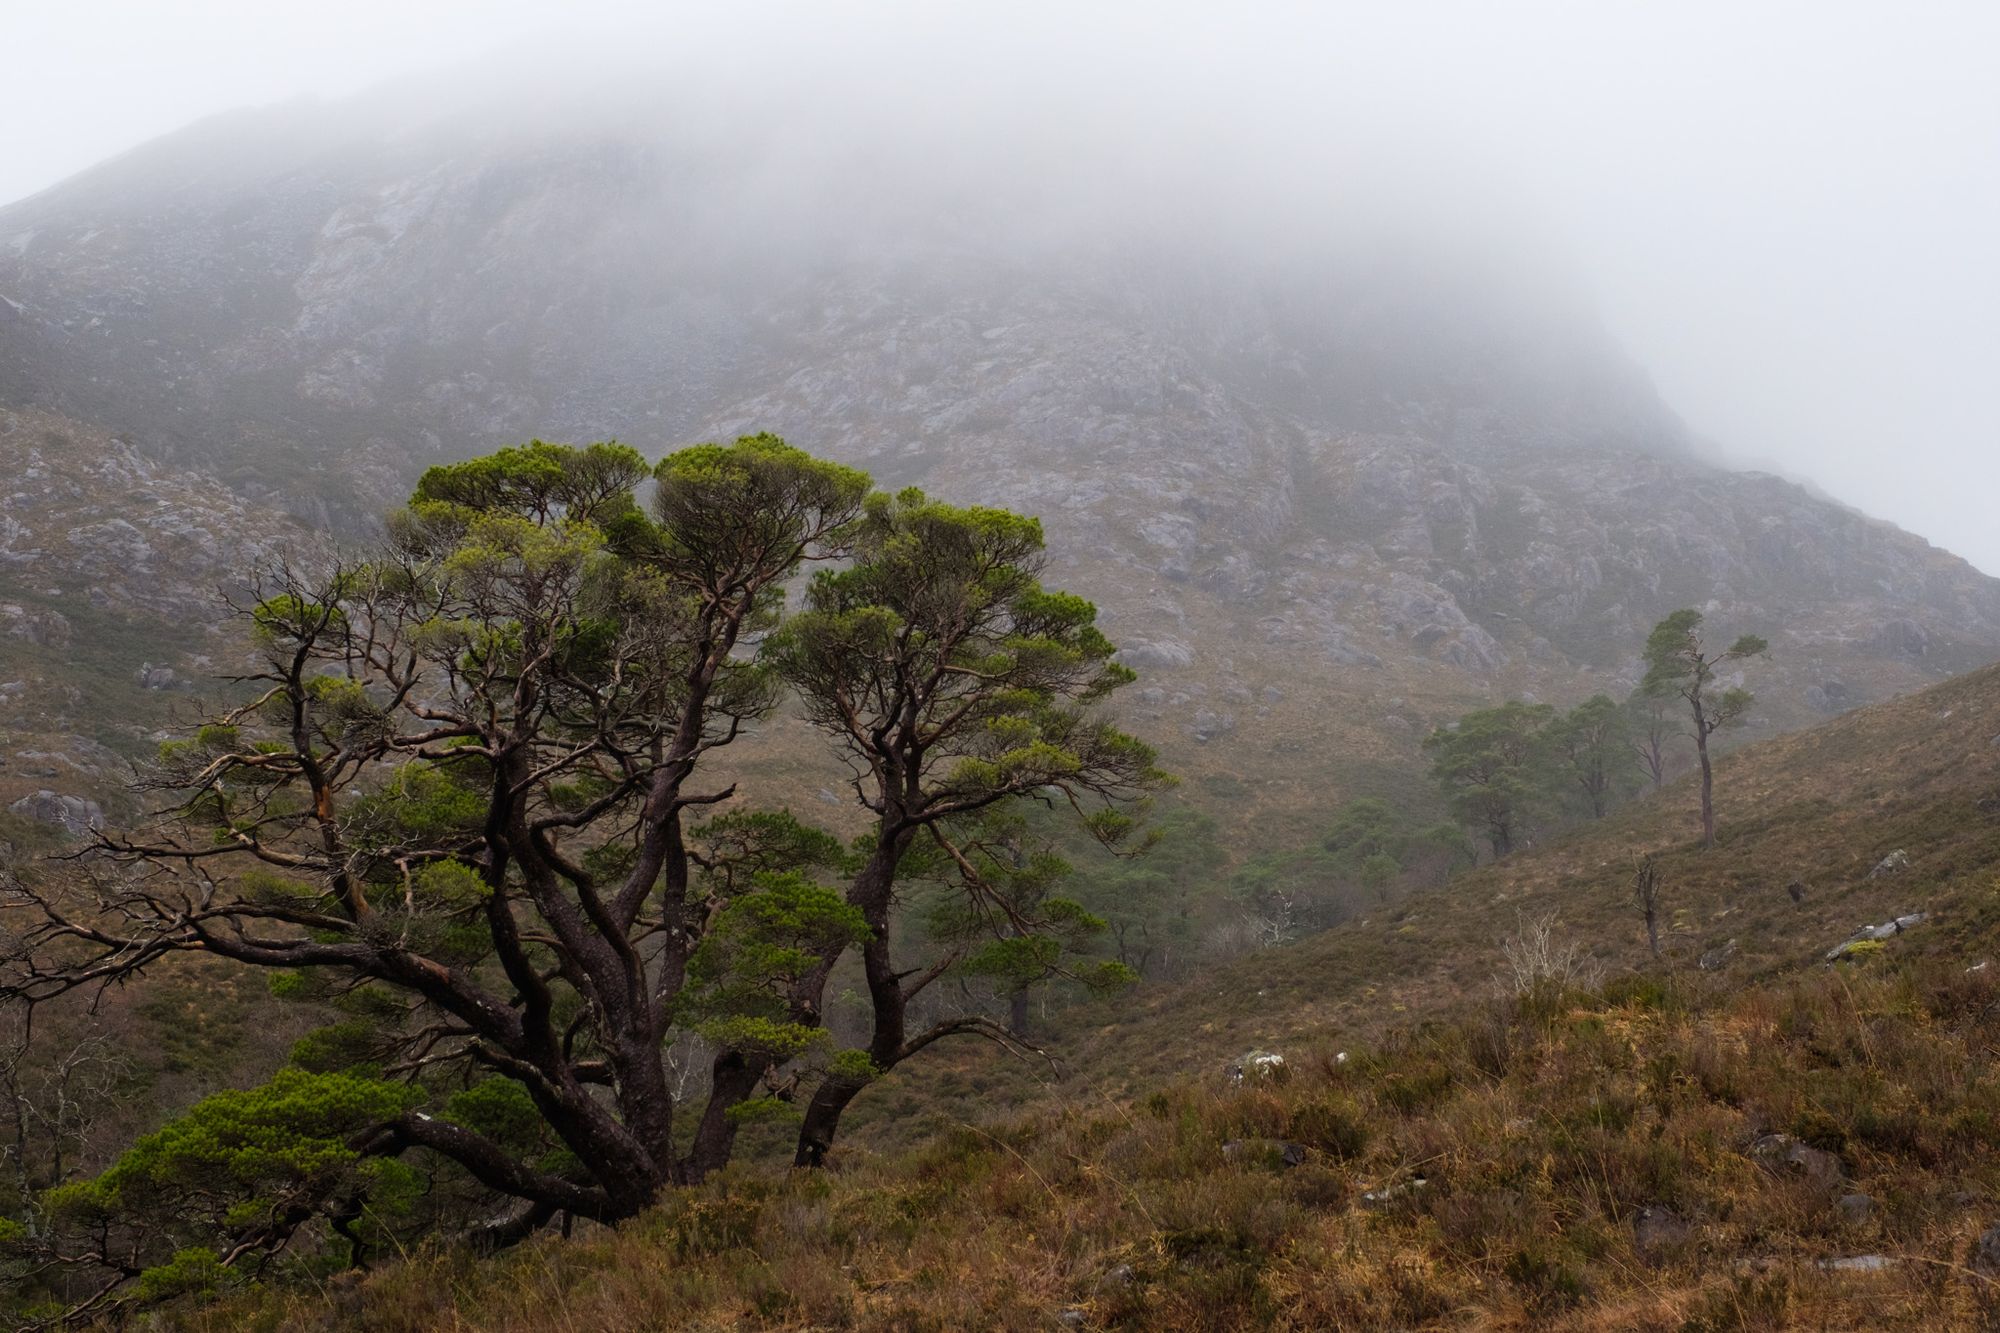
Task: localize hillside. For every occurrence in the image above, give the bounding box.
[160,655,2000,1330]
[2,90,1997,844]
[0,403,304,840]
[1052,656,2000,1097]
[7,26,2000,1332]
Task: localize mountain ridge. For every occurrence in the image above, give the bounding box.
[1,94,1996,839]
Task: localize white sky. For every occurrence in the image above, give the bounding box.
[6,2,1999,573]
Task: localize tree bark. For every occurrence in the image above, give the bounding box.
[1693,696,1716,849]
[794,837,906,1167]
[794,1074,868,1168]
[683,1049,770,1183]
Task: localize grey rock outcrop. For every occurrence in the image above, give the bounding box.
[1,85,1998,815]
[1699,939,1739,972]
[1869,850,1912,878]
[1631,1206,1689,1264]
[1974,1226,2000,1274]
[1747,1133,1845,1191]
[7,789,103,838]
[1826,912,1928,961]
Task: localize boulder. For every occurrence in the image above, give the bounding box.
[1221,1138,1308,1171]
[7,790,103,838]
[1360,1176,1429,1209]
[1825,912,1928,961]
[1868,850,1912,878]
[1116,639,1195,670]
[1747,1133,1845,1190]
[1095,1265,1136,1291]
[1870,619,1932,659]
[1,605,71,648]
[1699,939,1739,972]
[1975,1227,2000,1275]
[1632,1206,1689,1264]
[1836,1193,1875,1224]
[1227,1050,1287,1084]
[1189,709,1236,743]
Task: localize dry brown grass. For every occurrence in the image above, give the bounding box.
[132,663,2000,1331]
[165,956,2000,1331]
[929,658,2000,1118]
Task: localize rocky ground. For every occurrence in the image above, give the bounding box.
[0,404,304,839]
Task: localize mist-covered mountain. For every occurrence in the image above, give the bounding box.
[3,82,1996,833]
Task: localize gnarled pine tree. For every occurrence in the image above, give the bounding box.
[0,440,1163,1316]
[3,439,872,1282]
[767,489,1165,1166]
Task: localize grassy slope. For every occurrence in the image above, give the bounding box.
[163,665,2000,1330]
[1070,657,2000,1090]
[839,659,2000,1145]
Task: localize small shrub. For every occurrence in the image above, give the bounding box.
[1503,1242,1589,1311]
[1285,1163,1352,1210]
[1499,912,1603,997]
[1601,972,1673,1011]
[1212,1088,1290,1140]
[1466,1007,1514,1079]
[1285,1097,1369,1159]
[1681,1270,1796,1332]
[1376,1060,1456,1115]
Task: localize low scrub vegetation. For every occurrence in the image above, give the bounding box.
[160,957,2000,1330]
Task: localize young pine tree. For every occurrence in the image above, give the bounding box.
[1641,609,1767,848]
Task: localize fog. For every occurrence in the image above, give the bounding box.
[9,2,1999,571]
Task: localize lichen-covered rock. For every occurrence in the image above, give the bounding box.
[1869,850,1913,878]
[1747,1133,1845,1190]
[1826,912,1928,961]
[1822,1254,1894,1273]
[1973,1226,2000,1274]
[1632,1206,1689,1264]
[1220,1138,1308,1171]
[7,789,103,838]
[1227,1050,1288,1084]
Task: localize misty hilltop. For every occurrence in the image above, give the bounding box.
[1,75,1996,827]
[12,20,2000,1328]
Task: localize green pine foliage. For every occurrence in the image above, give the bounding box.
[1,434,1168,1316]
[1423,701,1557,857]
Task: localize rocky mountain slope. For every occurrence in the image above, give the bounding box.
[0,403,304,838]
[2,92,1996,838]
